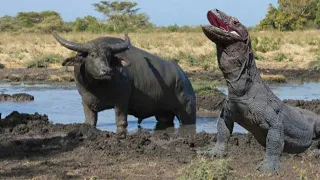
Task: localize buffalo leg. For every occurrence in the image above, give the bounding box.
[82,101,97,127]
[177,95,196,125]
[198,106,233,157]
[114,104,128,139]
[155,112,175,126]
[176,112,197,136]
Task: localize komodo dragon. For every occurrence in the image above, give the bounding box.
[199,9,320,173]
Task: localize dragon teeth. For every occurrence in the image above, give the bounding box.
[230,31,240,37]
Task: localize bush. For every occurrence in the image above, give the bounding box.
[308,56,320,70]
[179,158,233,180]
[274,53,287,62]
[251,36,281,53]
[25,54,62,68]
[0,15,20,32]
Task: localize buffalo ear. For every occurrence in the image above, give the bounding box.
[119,58,131,67]
[62,56,84,66]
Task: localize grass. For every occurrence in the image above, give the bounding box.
[260,74,287,83]
[0,30,319,71]
[25,54,62,68]
[179,158,234,180]
[274,53,287,62]
[308,56,320,70]
[192,80,220,95]
[48,74,74,82]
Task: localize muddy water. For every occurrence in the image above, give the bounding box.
[1,82,320,133]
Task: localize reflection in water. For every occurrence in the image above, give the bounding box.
[1,82,319,134]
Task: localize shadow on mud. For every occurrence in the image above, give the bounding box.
[0,111,90,160]
[0,133,82,160]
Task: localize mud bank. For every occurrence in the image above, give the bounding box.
[2,68,320,83]
[0,112,319,179]
[197,89,320,118]
[187,68,320,83]
[0,93,34,102]
[196,90,225,117]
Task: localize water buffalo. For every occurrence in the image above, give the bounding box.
[53,33,196,138]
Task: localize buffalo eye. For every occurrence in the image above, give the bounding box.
[90,53,95,58]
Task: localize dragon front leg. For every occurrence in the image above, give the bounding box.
[257,108,284,174]
[198,106,234,157]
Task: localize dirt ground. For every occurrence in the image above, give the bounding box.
[0,112,319,180]
[2,68,320,179]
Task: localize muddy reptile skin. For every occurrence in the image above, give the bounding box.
[199,9,320,173]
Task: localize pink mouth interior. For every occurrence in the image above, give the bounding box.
[207,11,230,32]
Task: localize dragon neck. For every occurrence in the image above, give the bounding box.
[225,52,261,98]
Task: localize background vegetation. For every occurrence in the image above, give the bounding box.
[0,0,201,33]
[1,30,320,71]
[258,0,320,31]
[1,0,320,72]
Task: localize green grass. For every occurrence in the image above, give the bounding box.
[251,36,281,53]
[192,80,220,95]
[274,53,287,62]
[308,56,320,70]
[179,158,233,180]
[25,54,62,68]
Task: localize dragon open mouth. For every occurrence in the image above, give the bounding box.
[207,10,240,37]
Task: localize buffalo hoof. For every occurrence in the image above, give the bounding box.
[116,128,127,139]
[116,133,126,139]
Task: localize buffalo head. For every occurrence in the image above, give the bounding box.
[53,33,131,80]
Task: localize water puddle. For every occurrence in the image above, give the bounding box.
[1,82,319,133]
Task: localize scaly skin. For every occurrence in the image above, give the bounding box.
[198,9,320,174]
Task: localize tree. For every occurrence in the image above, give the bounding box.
[0,15,20,31]
[92,0,152,32]
[15,11,65,32]
[258,0,319,31]
[315,1,320,28]
[258,4,280,30]
[36,13,64,33]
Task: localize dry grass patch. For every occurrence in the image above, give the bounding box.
[1,30,320,71]
[261,74,287,83]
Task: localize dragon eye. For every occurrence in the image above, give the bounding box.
[232,17,239,25]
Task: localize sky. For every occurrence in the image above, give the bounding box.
[0,0,278,27]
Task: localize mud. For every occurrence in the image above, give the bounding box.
[0,68,74,83]
[196,89,320,117]
[0,112,319,179]
[196,89,225,117]
[0,93,34,102]
[187,68,320,83]
[1,68,320,83]
[283,99,320,115]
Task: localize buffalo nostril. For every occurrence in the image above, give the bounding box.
[101,68,112,75]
